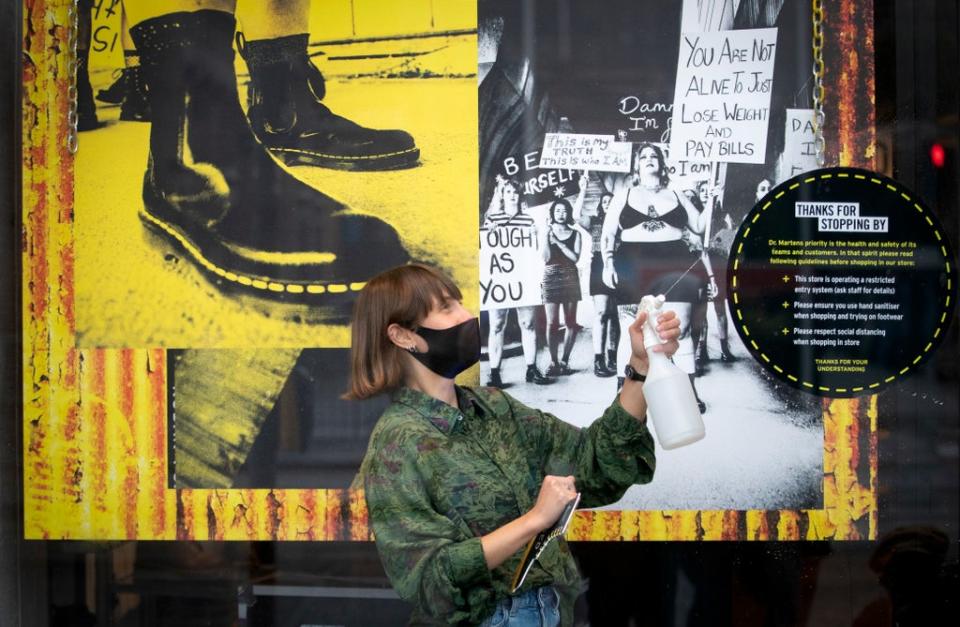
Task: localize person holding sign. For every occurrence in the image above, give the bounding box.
[541,198,583,377]
[483,177,554,387]
[573,175,620,378]
[689,179,736,370]
[347,263,679,626]
[601,143,716,412]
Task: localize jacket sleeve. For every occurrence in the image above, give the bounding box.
[364,432,496,624]
[503,391,656,508]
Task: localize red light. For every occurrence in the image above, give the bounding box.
[930,143,945,168]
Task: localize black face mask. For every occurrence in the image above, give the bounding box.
[409,317,481,379]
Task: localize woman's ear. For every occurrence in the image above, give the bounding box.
[386,323,416,352]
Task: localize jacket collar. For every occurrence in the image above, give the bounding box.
[392,386,486,435]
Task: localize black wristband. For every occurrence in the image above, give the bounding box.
[623,364,647,382]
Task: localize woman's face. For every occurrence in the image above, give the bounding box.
[418,294,473,331]
[552,203,568,223]
[756,179,771,199]
[637,147,661,175]
[697,183,709,204]
[502,183,520,211]
[600,194,612,210]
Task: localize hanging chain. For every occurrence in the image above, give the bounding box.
[811,0,826,167]
[66,0,80,154]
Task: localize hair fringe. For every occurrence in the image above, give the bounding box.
[343,264,461,400]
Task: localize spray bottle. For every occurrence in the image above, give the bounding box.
[639,294,706,449]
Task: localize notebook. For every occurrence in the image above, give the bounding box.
[510,492,581,593]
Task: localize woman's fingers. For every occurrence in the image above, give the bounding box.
[650,338,680,354]
[646,311,681,354]
[630,310,648,333]
[547,475,576,492]
[656,313,681,339]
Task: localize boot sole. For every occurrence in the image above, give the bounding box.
[138,205,367,303]
[271,146,420,171]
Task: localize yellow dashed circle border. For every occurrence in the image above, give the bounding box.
[729,168,956,396]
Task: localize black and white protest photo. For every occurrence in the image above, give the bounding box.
[479,0,823,511]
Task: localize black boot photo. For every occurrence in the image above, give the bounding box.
[131,11,410,303]
[594,354,615,378]
[77,54,100,131]
[96,63,151,122]
[720,338,737,362]
[525,365,555,385]
[239,33,419,171]
[95,69,127,104]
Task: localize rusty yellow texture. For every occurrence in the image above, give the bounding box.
[745,511,772,541]
[22,0,877,541]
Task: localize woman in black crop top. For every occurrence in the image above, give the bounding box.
[573,173,620,378]
[540,198,582,376]
[600,143,716,411]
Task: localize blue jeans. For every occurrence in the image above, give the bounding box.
[479,586,561,627]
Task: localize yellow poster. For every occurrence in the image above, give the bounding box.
[22,0,880,541]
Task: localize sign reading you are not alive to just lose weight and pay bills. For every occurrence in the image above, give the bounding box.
[670,28,778,164]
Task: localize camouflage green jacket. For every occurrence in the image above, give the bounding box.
[362,386,656,625]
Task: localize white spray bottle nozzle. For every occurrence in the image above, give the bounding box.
[639,294,666,350]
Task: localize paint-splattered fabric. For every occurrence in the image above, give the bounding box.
[362,385,656,625]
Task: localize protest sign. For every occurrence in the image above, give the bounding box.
[780,108,819,178]
[616,99,673,143]
[480,219,544,310]
[669,28,778,164]
[539,133,633,173]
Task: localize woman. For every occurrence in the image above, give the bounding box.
[541,198,582,376]
[573,174,619,378]
[723,176,770,231]
[348,263,680,626]
[688,179,727,371]
[707,177,772,363]
[601,143,716,412]
[483,177,553,386]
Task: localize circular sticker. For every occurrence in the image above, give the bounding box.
[727,167,956,397]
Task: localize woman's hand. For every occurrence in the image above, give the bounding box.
[492,175,507,205]
[527,475,578,532]
[682,229,704,252]
[627,309,681,373]
[484,176,508,225]
[602,259,618,289]
[481,475,578,570]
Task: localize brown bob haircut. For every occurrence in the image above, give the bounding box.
[344,264,462,400]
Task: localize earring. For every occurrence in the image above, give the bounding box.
[406,345,418,354]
